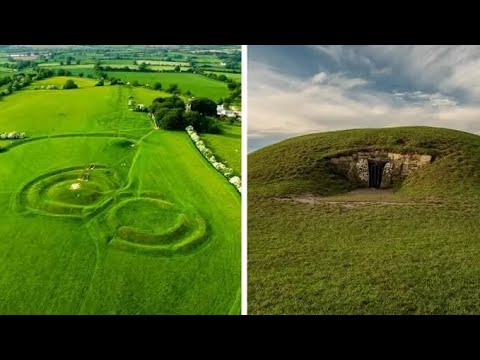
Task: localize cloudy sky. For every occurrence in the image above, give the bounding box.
[248,45,480,152]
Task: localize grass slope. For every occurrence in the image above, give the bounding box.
[0,80,162,138]
[249,126,480,314]
[202,123,241,175]
[0,83,240,314]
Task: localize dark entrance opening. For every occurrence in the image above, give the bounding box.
[368,161,385,188]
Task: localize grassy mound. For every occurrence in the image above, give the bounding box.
[249,126,480,314]
[18,165,121,218]
[249,126,480,201]
[106,197,207,253]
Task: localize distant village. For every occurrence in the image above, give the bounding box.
[8,52,52,61]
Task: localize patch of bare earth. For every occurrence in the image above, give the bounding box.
[275,188,443,208]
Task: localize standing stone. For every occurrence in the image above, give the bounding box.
[380,162,393,188]
[356,159,369,185]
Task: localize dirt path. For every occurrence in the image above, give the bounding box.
[275,188,443,208]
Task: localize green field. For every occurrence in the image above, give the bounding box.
[249,127,480,314]
[38,71,230,100]
[107,72,230,100]
[38,63,95,69]
[100,59,191,67]
[202,123,241,175]
[0,80,240,314]
[39,64,191,72]
[30,76,98,89]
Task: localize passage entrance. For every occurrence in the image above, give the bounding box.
[368,161,385,188]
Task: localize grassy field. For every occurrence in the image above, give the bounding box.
[38,64,191,72]
[105,72,230,100]
[30,76,97,89]
[202,123,241,175]
[0,80,240,314]
[0,66,14,73]
[38,64,95,69]
[102,59,191,67]
[39,71,230,101]
[249,126,480,314]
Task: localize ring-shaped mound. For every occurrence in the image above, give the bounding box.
[107,197,209,256]
[17,165,122,218]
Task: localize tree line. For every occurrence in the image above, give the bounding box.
[149,96,221,134]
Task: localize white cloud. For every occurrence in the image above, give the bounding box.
[360,46,480,100]
[248,59,480,151]
[307,45,480,101]
[393,91,458,107]
[311,72,368,89]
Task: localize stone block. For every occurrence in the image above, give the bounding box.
[419,155,432,164]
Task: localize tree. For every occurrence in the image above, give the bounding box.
[76,60,81,65]
[190,97,217,116]
[153,82,162,91]
[166,83,179,94]
[95,79,104,86]
[183,110,204,129]
[150,95,185,114]
[174,65,180,72]
[131,80,140,87]
[57,69,66,76]
[228,82,239,91]
[79,72,84,78]
[60,61,64,66]
[63,79,78,89]
[138,62,149,72]
[183,112,221,133]
[157,108,184,130]
[23,75,32,86]
[133,60,137,65]
[218,74,227,81]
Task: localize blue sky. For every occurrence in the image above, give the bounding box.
[248,45,480,152]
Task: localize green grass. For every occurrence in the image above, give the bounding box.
[101,72,230,100]
[39,72,230,101]
[202,123,241,175]
[249,126,480,314]
[29,76,97,89]
[102,59,191,67]
[0,66,14,73]
[0,83,240,314]
[38,64,95,69]
[39,64,191,72]
[1,79,150,137]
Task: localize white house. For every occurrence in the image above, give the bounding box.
[217,104,241,120]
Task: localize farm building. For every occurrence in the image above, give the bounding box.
[217,104,241,120]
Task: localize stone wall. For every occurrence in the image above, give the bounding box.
[328,150,432,188]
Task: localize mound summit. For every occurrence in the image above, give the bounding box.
[249,126,480,315]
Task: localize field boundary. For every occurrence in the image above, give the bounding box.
[185,126,241,194]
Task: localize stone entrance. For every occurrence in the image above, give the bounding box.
[368,160,385,188]
[328,150,433,188]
